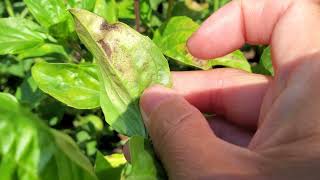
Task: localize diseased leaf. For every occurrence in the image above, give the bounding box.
[0,93,98,180]
[18,43,70,60]
[95,152,126,180]
[94,0,118,23]
[32,62,100,109]
[70,9,171,137]
[24,0,68,28]
[123,136,166,180]
[154,16,251,72]
[0,17,48,55]
[260,46,274,75]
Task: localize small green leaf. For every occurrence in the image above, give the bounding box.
[94,0,118,23]
[260,46,274,75]
[32,62,100,109]
[117,0,135,19]
[74,115,104,132]
[95,152,126,180]
[0,93,98,180]
[24,0,69,28]
[154,16,251,72]
[81,0,97,11]
[0,17,48,55]
[70,9,171,137]
[0,58,33,78]
[15,75,45,109]
[117,0,151,21]
[18,43,70,60]
[123,136,166,180]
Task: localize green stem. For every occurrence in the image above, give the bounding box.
[213,0,219,12]
[167,0,174,19]
[4,0,15,17]
[20,8,29,18]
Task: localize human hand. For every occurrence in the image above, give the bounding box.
[139,0,320,179]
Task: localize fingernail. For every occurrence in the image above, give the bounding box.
[140,85,176,125]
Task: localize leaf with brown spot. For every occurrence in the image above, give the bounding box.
[153,16,252,72]
[70,9,172,137]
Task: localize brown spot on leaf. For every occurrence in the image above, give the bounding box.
[98,39,112,58]
[100,22,119,31]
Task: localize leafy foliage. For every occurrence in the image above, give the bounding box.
[153,16,251,71]
[70,9,171,137]
[0,17,48,54]
[0,93,98,180]
[32,62,100,109]
[0,0,273,179]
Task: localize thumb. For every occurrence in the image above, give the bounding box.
[140,85,263,179]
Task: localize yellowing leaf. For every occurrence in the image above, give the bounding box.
[70,9,171,137]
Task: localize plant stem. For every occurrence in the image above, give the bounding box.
[167,0,174,19]
[4,0,15,17]
[134,0,140,32]
[20,8,29,18]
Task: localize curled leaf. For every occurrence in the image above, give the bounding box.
[154,16,251,72]
[70,9,171,137]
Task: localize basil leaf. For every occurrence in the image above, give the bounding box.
[32,62,100,109]
[15,75,45,109]
[94,0,118,23]
[0,93,98,180]
[94,152,126,180]
[123,136,166,180]
[154,16,251,72]
[260,46,274,76]
[0,17,48,55]
[24,0,68,28]
[70,9,171,137]
[18,43,70,60]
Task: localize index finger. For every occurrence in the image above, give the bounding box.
[187,0,320,75]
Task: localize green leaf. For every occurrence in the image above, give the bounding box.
[24,0,68,28]
[154,16,251,72]
[149,0,163,10]
[15,75,45,109]
[0,58,33,78]
[171,1,209,21]
[95,152,126,180]
[74,115,104,132]
[70,9,171,137]
[66,0,96,10]
[117,0,135,19]
[0,17,48,55]
[0,93,98,180]
[18,43,70,60]
[117,0,151,22]
[260,46,274,75]
[123,136,166,180]
[94,0,118,23]
[81,0,97,11]
[32,62,100,109]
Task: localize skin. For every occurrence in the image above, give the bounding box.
[135,0,320,179]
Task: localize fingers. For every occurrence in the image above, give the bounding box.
[172,69,271,128]
[208,116,253,147]
[140,85,263,179]
[188,0,320,75]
